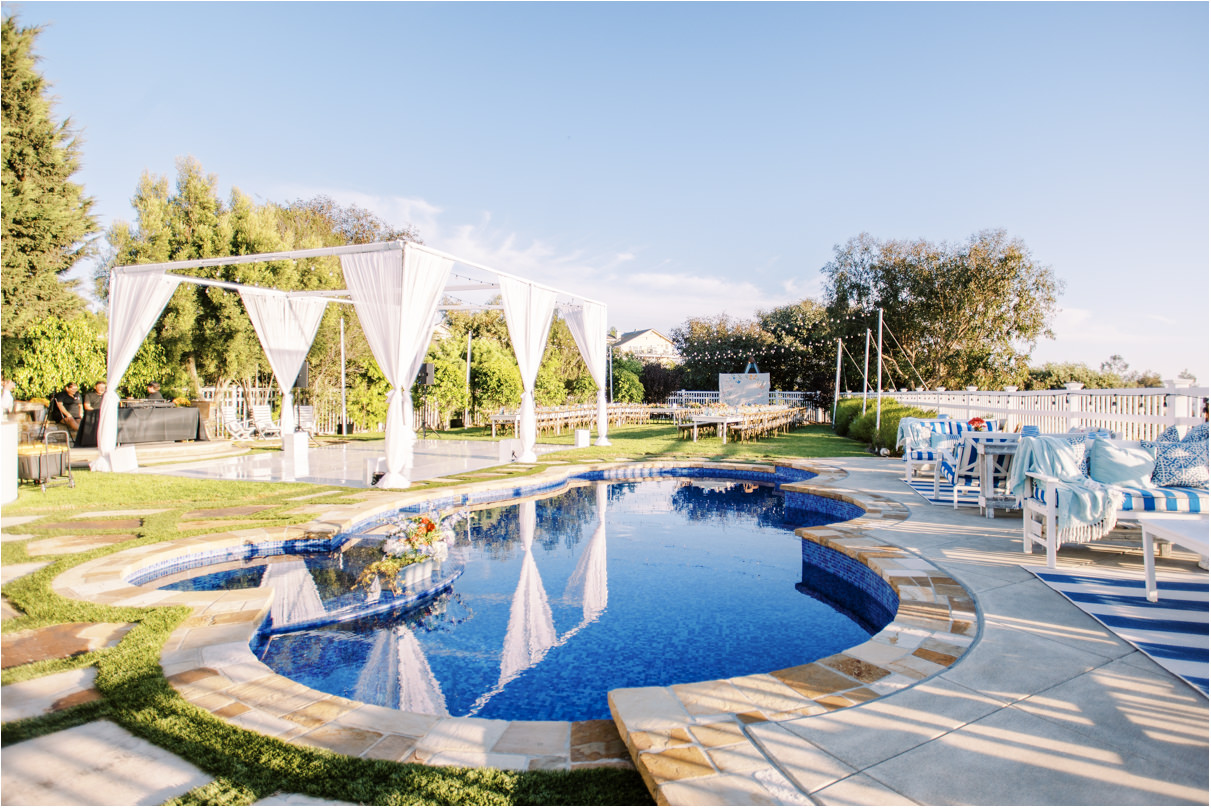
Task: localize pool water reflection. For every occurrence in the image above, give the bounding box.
[176,477,890,721]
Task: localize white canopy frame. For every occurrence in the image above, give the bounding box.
[106,240,606,487]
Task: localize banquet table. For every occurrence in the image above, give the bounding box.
[75,406,209,447]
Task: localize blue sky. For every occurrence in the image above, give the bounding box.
[10,1,1209,381]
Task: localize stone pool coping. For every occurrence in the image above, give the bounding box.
[50,459,975,793]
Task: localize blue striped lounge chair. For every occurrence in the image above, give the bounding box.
[933,432,1019,509]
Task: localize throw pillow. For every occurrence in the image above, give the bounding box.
[1183,423,1209,444]
[1156,425,1182,443]
[1152,439,1209,488]
[1061,435,1089,477]
[1088,438,1156,488]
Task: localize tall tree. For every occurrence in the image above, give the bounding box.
[822,229,1060,389]
[1,17,98,336]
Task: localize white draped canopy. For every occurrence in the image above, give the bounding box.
[500,277,558,463]
[103,240,605,486]
[340,247,452,488]
[563,302,611,446]
[93,269,181,471]
[239,289,328,436]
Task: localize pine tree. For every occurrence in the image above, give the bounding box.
[1,17,98,336]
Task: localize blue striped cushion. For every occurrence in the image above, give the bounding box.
[1119,485,1208,513]
[910,450,936,461]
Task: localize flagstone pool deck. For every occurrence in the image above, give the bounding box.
[4,456,1208,805]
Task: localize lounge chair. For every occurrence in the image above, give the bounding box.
[250,404,281,439]
[220,406,253,440]
[296,405,316,437]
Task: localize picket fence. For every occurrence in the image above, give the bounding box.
[841,385,1210,442]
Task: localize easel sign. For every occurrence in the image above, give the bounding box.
[719,373,769,406]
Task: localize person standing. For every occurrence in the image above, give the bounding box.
[51,382,82,433]
[84,381,106,411]
[145,381,164,400]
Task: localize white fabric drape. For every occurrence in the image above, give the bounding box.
[239,289,327,435]
[95,269,181,470]
[500,278,557,462]
[563,302,610,446]
[341,245,452,488]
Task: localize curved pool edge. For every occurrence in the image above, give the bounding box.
[49,458,979,780]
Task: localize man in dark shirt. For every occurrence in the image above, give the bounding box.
[145,381,164,400]
[52,382,82,432]
[84,381,106,411]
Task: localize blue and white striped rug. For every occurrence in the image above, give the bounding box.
[1026,565,1209,696]
[907,479,980,507]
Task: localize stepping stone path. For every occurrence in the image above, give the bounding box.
[1,667,103,723]
[36,519,144,532]
[182,505,275,519]
[26,534,139,556]
[1,720,212,806]
[0,561,49,585]
[2,622,135,669]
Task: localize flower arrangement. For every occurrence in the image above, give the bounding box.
[355,510,468,594]
[967,417,987,432]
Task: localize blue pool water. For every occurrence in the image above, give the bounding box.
[159,477,895,721]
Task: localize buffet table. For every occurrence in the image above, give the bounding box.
[75,406,209,447]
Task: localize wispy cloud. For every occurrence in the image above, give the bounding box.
[271,187,806,332]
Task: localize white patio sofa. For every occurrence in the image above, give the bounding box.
[1015,426,1209,567]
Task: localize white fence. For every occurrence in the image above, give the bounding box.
[844,385,1209,442]
[198,387,445,437]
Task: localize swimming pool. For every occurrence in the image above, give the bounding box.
[144,473,897,722]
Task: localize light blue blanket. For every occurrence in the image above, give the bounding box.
[1007,436,1121,531]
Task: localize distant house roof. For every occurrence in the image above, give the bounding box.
[613,328,673,347]
[611,329,680,362]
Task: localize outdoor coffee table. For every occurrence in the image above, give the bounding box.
[1139,513,1209,602]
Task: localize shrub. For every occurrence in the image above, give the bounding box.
[833,397,871,436]
[874,404,936,455]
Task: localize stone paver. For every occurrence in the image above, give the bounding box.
[1,666,101,722]
[0,561,49,585]
[0,720,212,806]
[26,533,139,556]
[36,518,143,532]
[2,622,135,669]
[253,794,356,806]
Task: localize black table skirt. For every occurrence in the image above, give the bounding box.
[75,407,209,447]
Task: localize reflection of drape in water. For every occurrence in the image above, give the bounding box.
[396,626,448,715]
[498,500,556,684]
[352,626,448,715]
[564,482,608,623]
[264,560,325,628]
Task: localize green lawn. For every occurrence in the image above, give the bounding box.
[1,422,865,805]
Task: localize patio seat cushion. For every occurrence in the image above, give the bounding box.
[909,449,937,461]
[1118,484,1208,513]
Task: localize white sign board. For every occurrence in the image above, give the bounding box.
[719,373,770,406]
